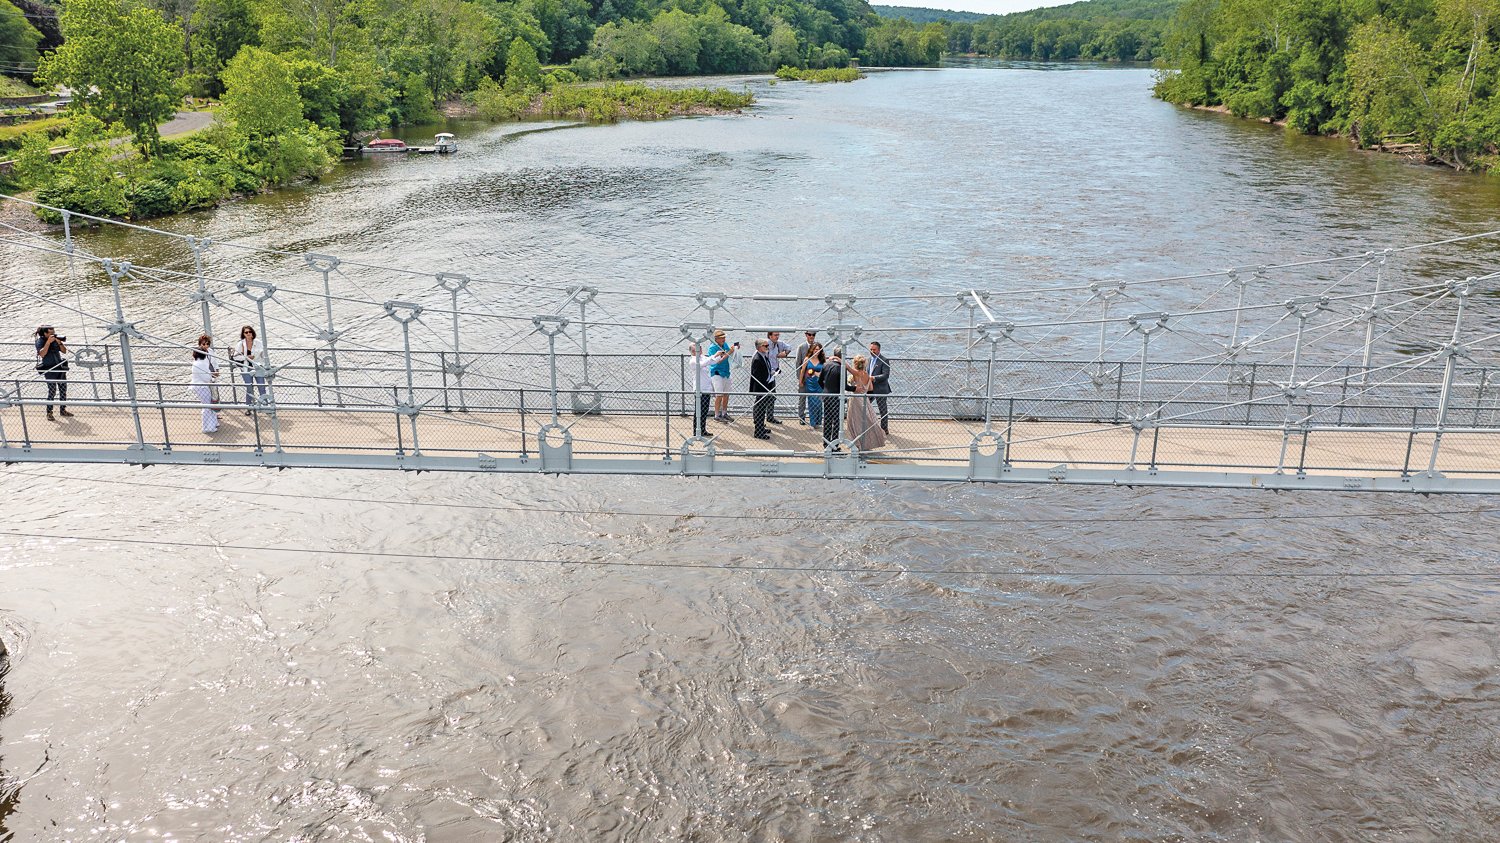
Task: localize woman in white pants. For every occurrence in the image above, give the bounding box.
[190,349,219,433]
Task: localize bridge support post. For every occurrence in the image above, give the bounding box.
[977,320,1012,436]
[383,300,426,457]
[570,286,601,415]
[532,314,572,460]
[1275,296,1329,474]
[306,254,344,405]
[680,322,714,453]
[826,323,862,458]
[1426,279,1473,476]
[103,261,147,451]
[235,279,284,455]
[1359,250,1391,386]
[187,236,220,341]
[435,273,471,412]
[1088,281,1125,386]
[1125,312,1169,470]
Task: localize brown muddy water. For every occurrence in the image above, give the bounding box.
[2,65,1499,841]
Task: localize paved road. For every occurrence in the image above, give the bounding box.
[157,110,215,138]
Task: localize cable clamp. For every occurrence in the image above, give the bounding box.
[533,315,570,336]
[102,320,142,340]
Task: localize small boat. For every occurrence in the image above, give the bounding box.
[362,138,407,153]
[434,133,458,154]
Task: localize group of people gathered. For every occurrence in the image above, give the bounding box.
[32,323,272,434]
[187,325,271,433]
[690,329,891,452]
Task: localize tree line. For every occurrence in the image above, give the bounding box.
[1154,0,1500,171]
[879,0,1178,63]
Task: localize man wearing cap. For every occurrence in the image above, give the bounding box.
[794,329,817,425]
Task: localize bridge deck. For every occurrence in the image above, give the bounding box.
[6,401,1500,485]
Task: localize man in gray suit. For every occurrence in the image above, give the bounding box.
[868,341,891,433]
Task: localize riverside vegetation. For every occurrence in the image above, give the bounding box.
[1153,0,1500,172]
[0,0,957,221]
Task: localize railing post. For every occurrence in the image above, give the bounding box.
[1474,367,1489,427]
[234,279,284,454]
[103,261,147,451]
[383,300,425,456]
[436,273,471,413]
[156,381,170,450]
[519,388,529,458]
[1426,279,1472,475]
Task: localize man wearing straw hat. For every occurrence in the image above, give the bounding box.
[707,329,738,422]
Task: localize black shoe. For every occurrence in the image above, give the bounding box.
[769,418,783,425]
[46,410,54,421]
[755,432,771,440]
[59,408,74,418]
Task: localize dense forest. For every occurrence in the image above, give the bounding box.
[872,4,988,23]
[0,0,947,121]
[1153,0,1500,171]
[885,0,1179,62]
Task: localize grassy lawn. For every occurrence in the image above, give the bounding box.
[0,76,42,98]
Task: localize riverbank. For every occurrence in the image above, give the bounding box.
[1180,102,1442,169]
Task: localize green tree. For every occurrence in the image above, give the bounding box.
[38,0,186,158]
[0,1,43,78]
[189,0,258,96]
[221,46,303,137]
[503,35,542,92]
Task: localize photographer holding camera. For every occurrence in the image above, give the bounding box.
[34,325,72,420]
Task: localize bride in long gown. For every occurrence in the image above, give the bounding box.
[846,355,886,451]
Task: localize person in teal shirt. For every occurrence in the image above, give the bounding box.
[708,329,738,421]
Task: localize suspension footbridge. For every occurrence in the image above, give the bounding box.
[3,196,1499,493]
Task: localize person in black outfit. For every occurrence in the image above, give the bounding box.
[749,338,774,439]
[34,325,72,420]
[819,351,845,449]
[868,341,891,433]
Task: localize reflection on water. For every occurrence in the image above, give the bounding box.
[2,66,1500,840]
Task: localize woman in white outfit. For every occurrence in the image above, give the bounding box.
[190,348,219,433]
[235,324,268,413]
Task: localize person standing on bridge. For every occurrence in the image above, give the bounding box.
[190,348,220,434]
[708,330,737,423]
[795,330,817,425]
[819,350,846,450]
[847,355,887,451]
[34,325,71,421]
[750,338,775,440]
[234,325,269,413]
[689,342,728,437]
[765,330,792,425]
[868,341,891,433]
[802,342,826,430]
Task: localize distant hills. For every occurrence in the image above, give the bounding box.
[872,0,1181,62]
[872,6,992,24]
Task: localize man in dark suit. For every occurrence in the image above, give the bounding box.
[749,338,774,440]
[868,341,891,433]
[819,351,845,449]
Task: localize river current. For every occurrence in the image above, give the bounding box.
[2,65,1499,840]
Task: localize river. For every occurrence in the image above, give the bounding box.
[2,65,1499,841]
